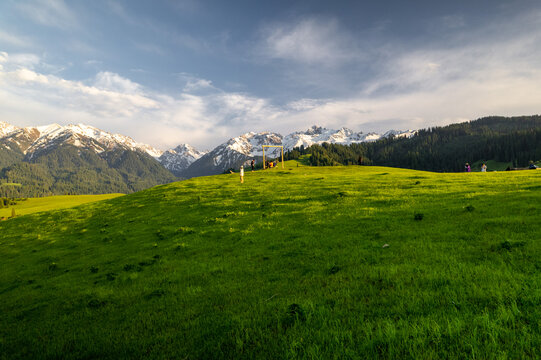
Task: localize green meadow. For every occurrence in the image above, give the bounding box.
[0,194,123,219]
[2,162,541,359]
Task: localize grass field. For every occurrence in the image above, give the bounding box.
[0,194,123,219]
[1,162,541,359]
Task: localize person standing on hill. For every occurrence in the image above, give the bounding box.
[481,163,487,172]
[240,165,244,183]
[251,159,255,172]
[465,163,471,172]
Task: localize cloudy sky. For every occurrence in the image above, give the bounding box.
[1,0,541,150]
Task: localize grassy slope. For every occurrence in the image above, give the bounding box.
[1,163,541,359]
[0,194,123,218]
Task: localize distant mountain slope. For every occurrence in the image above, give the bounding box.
[182,132,282,178]
[158,144,207,176]
[0,122,177,197]
[283,126,415,150]
[181,127,414,178]
[0,123,164,158]
[0,144,177,197]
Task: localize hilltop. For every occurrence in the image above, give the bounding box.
[2,163,541,358]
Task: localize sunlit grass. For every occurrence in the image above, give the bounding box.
[0,194,123,218]
[1,162,541,358]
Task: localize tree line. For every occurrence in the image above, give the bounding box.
[284,116,541,171]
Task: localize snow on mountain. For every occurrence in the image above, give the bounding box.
[158,144,207,176]
[0,122,165,158]
[284,126,371,149]
[0,121,20,138]
[283,125,416,150]
[382,129,417,139]
[182,126,418,178]
[0,120,417,178]
[182,132,283,178]
[210,131,282,166]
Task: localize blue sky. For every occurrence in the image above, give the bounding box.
[1,0,541,150]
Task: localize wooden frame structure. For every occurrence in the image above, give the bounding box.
[262,145,284,169]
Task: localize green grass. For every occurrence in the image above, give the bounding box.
[2,162,541,359]
[0,194,123,219]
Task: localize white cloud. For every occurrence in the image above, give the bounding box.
[94,71,142,94]
[2,53,41,69]
[2,7,541,152]
[183,78,214,92]
[258,18,357,66]
[0,30,33,47]
[16,0,77,29]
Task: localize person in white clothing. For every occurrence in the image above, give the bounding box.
[481,163,487,172]
[240,165,244,183]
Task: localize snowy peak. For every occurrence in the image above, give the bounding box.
[59,123,164,158]
[383,129,417,139]
[0,122,165,158]
[158,143,207,176]
[169,144,205,158]
[0,121,20,138]
[283,125,416,150]
[183,131,283,177]
[223,131,283,157]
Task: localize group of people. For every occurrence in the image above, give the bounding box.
[265,160,278,169]
[464,163,488,172]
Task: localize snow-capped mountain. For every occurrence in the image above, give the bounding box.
[182,132,283,178]
[0,122,165,158]
[382,129,417,139]
[283,125,415,150]
[0,121,212,178]
[0,121,417,180]
[158,144,207,176]
[180,126,416,178]
[0,121,19,138]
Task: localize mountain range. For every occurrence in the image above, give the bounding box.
[0,121,414,196]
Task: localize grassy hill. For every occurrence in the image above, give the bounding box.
[2,162,541,358]
[0,194,123,219]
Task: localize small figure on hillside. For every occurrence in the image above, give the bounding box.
[240,165,244,183]
[274,160,278,168]
[358,156,363,166]
[251,159,255,172]
[481,163,487,172]
[465,163,471,172]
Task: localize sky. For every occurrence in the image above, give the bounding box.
[1,0,541,150]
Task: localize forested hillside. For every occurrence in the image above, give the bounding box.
[0,145,177,197]
[301,116,541,171]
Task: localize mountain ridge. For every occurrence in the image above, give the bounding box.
[0,121,416,179]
